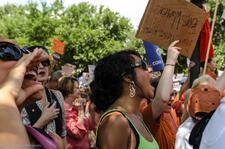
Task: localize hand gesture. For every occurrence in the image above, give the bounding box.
[85,101,96,120]
[39,101,60,125]
[0,49,44,106]
[166,40,181,65]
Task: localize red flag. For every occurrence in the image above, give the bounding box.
[200,18,214,63]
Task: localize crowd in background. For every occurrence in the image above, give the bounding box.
[0,0,225,149]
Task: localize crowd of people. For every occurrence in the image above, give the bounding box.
[0,0,225,149]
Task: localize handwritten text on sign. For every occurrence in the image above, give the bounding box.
[136,0,207,58]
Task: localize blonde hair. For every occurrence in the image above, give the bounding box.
[181,75,216,123]
[181,89,191,123]
[192,75,216,88]
[0,36,17,45]
[58,76,78,98]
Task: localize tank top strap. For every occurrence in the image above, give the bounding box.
[96,109,139,149]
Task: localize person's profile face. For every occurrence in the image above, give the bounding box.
[131,55,155,99]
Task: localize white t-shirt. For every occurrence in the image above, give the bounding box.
[175,117,195,149]
[200,97,225,149]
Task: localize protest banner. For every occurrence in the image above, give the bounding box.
[136,0,207,58]
[51,38,64,55]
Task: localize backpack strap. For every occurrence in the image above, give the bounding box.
[45,88,63,136]
[25,103,42,126]
[189,110,215,149]
[25,87,63,136]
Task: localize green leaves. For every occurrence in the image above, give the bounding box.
[0,1,143,75]
[3,0,224,73]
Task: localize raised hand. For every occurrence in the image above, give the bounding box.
[0,48,45,146]
[0,48,44,106]
[166,40,181,65]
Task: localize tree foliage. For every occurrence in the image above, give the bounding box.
[209,0,225,69]
[0,0,224,73]
[0,0,143,74]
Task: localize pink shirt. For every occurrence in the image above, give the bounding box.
[64,102,96,149]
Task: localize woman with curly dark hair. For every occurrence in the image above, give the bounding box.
[90,40,180,149]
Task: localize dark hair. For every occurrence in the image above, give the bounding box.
[90,49,141,112]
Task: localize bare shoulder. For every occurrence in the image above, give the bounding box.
[98,112,131,148]
[100,112,129,131]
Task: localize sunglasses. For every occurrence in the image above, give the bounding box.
[25,46,49,54]
[41,59,51,67]
[0,42,31,61]
[131,60,149,70]
[131,60,162,79]
[24,46,50,67]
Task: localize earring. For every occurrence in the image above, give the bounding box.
[129,81,136,98]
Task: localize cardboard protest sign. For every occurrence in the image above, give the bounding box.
[136,0,207,58]
[51,38,64,55]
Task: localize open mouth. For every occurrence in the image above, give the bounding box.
[24,69,38,81]
[38,70,46,76]
[24,74,36,80]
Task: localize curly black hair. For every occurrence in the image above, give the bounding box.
[90,49,141,112]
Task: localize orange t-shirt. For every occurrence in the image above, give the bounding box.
[142,104,179,149]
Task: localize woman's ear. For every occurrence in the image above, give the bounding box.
[123,74,133,83]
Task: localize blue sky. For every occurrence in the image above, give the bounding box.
[0,0,149,28]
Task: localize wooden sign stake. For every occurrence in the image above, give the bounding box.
[203,0,219,75]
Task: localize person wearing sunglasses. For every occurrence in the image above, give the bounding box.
[0,38,49,108]
[0,38,49,146]
[90,40,180,149]
[21,46,67,148]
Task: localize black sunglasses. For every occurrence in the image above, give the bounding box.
[23,46,50,67]
[0,42,32,61]
[131,60,149,70]
[24,46,49,54]
[41,59,51,67]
